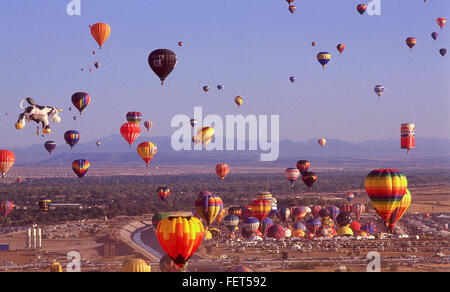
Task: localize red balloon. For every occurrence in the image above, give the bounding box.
[120,123,141,147]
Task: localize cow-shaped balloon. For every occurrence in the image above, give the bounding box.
[16,98,63,135]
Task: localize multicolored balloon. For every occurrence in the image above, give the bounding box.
[401,123,415,154]
[156,216,204,268]
[38,197,51,212]
[292,206,308,222]
[406,37,417,51]
[318,138,327,147]
[302,171,317,188]
[374,85,385,98]
[305,218,321,235]
[250,199,272,221]
[327,206,340,221]
[195,193,223,226]
[288,5,296,14]
[203,86,210,93]
[437,17,447,30]
[346,193,355,204]
[126,112,143,124]
[357,4,367,15]
[137,142,157,167]
[144,121,153,132]
[365,169,407,226]
[388,189,411,232]
[194,127,215,147]
[337,43,346,54]
[157,187,171,203]
[72,159,90,182]
[222,214,239,233]
[120,123,141,148]
[296,160,310,175]
[351,203,365,221]
[317,52,331,69]
[234,96,243,108]
[0,201,14,219]
[267,224,285,239]
[431,32,439,40]
[71,92,90,115]
[243,217,260,235]
[64,131,80,150]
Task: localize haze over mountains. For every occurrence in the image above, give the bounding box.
[8,135,450,168]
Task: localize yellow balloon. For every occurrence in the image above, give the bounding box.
[235,96,243,108]
[122,258,151,272]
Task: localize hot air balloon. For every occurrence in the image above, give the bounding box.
[215,163,229,182]
[285,168,300,187]
[71,92,90,115]
[38,197,51,212]
[197,190,212,199]
[312,205,322,218]
[305,218,321,235]
[256,191,273,201]
[437,17,447,30]
[64,131,80,150]
[327,206,340,221]
[73,116,78,121]
[365,169,407,226]
[217,85,224,91]
[72,159,90,182]
[228,207,242,217]
[312,41,316,47]
[137,142,157,167]
[152,212,170,229]
[190,119,197,128]
[349,221,361,232]
[400,123,415,154]
[317,52,331,69]
[157,187,170,203]
[178,41,183,47]
[318,138,327,147]
[160,254,188,272]
[122,258,151,272]
[336,212,353,227]
[90,23,111,49]
[296,160,310,175]
[290,76,296,83]
[288,5,296,14]
[278,207,290,223]
[203,86,210,93]
[374,85,385,98]
[440,48,447,57]
[234,96,243,108]
[260,217,273,236]
[195,126,215,147]
[337,43,346,54]
[361,222,376,234]
[431,32,439,40]
[94,62,100,69]
[352,203,365,221]
[126,112,143,124]
[0,201,14,219]
[243,217,260,235]
[223,214,239,234]
[337,226,353,237]
[293,222,306,232]
[286,0,294,4]
[250,199,272,222]
[44,141,56,156]
[144,121,153,132]
[195,193,223,226]
[406,37,417,51]
[302,171,317,188]
[267,224,285,239]
[16,177,22,185]
[156,216,204,268]
[346,193,355,204]
[357,4,367,15]
[120,123,141,147]
[388,189,411,232]
[96,141,101,147]
[148,49,178,85]
[292,206,308,222]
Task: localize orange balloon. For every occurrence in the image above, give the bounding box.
[215,163,229,182]
[0,150,15,178]
[137,142,157,167]
[90,23,111,48]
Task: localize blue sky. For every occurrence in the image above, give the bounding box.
[0,0,449,148]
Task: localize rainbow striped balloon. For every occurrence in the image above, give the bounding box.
[365,169,407,225]
[389,189,411,231]
[256,191,272,201]
[72,159,90,182]
[195,193,223,226]
[71,92,91,115]
[250,199,272,221]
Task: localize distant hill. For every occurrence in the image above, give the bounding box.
[9,135,450,167]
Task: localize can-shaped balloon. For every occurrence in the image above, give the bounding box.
[401,123,415,153]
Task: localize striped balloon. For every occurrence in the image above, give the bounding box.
[406,37,417,50]
[327,206,340,221]
[305,218,321,235]
[215,163,229,182]
[365,169,407,225]
[38,197,52,212]
[256,191,273,201]
[317,52,331,69]
[90,23,111,48]
[0,201,14,219]
[222,214,239,233]
[120,123,141,147]
[293,222,306,232]
[64,130,80,150]
[72,159,90,182]
[195,193,223,226]
[144,120,153,132]
[137,142,157,167]
[285,168,300,187]
[389,189,411,231]
[292,206,308,222]
[250,199,272,221]
[0,150,15,178]
[71,92,90,115]
[228,206,242,217]
[267,224,285,239]
[243,217,260,234]
[260,217,274,235]
[156,216,204,268]
[296,160,310,175]
[126,112,143,124]
[346,193,355,203]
